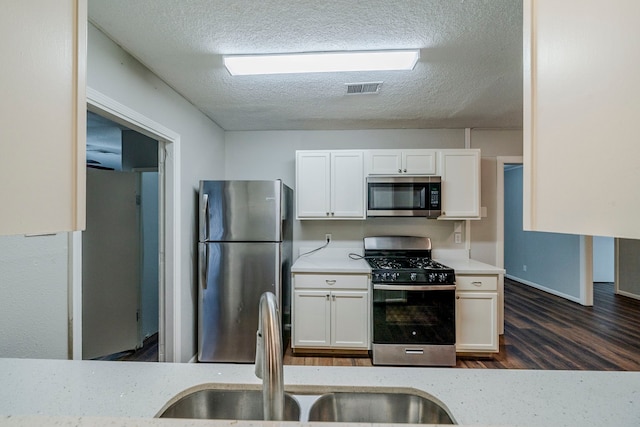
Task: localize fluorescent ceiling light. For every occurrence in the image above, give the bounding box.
[223,50,420,76]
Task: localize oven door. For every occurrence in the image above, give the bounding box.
[372,284,455,346]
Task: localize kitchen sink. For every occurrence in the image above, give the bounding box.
[157,388,300,421]
[157,385,455,424]
[307,391,455,424]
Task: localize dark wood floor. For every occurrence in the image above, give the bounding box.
[284,279,640,370]
[104,279,640,370]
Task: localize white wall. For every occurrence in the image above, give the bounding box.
[87,23,226,362]
[0,24,226,362]
[0,234,69,359]
[225,129,522,258]
[592,236,614,283]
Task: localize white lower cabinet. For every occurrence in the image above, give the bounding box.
[292,274,370,350]
[455,275,499,353]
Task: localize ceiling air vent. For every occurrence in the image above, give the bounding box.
[345,82,382,95]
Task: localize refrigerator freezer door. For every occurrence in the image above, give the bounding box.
[200,180,283,242]
[198,241,282,363]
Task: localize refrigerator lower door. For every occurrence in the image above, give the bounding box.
[198,241,282,363]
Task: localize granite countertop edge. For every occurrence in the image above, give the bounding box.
[0,358,639,427]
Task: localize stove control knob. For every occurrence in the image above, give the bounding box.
[410,272,417,281]
[428,273,437,282]
[438,273,448,282]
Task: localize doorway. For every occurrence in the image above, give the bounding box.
[69,87,181,362]
[497,157,604,306]
[82,111,159,360]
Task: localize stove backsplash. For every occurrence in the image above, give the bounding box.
[294,217,465,259]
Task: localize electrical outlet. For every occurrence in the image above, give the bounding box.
[325,233,332,243]
[454,233,462,244]
[523,265,527,272]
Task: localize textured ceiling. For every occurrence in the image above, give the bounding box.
[88,0,523,131]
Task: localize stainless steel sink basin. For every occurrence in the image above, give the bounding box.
[158,389,300,421]
[307,391,455,424]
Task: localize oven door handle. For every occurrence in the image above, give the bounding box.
[373,284,456,291]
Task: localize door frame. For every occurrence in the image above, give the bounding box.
[69,87,181,362]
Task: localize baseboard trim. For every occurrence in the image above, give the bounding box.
[506,275,582,304]
[617,289,640,301]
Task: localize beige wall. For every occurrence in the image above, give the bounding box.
[617,239,640,298]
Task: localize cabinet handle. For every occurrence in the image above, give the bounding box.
[403,168,407,173]
[456,296,460,299]
[326,279,336,285]
[326,294,330,300]
[332,295,336,301]
[331,212,335,216]
[398,168,402,173]
[326,212,329,216]
[471,281,483,286]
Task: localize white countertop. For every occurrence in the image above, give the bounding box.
[292,248,370,274]
[435,258,505,275]
[290,247,504,276]
[0,358,639,427]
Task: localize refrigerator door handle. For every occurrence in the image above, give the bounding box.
[200,244,208,290]
[201,193,209,242]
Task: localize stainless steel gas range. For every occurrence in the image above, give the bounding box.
[364,236,456,367]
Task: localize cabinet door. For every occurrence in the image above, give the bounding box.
[293,290,331,348]
[440,150,480,218]
[456,292,498,352]
[403,150,437,174]
[331,151,365,218]
[331,290,369,349]
[296,152,331,218]
[0,0,87,235]
[523,0,640,239]
[367,150,403,174]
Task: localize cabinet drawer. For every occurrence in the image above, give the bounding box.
[456,275,498,291]
[294,274,369,290]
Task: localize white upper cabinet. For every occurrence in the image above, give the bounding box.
[367,150,437,175]
[0,0,87,235]
[296,150,365,219]
[439,149,481,219]
[523,0,640,238]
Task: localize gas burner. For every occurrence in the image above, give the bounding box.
[367,258,404,270]
[364,236,456,285]
[406,258,450,270]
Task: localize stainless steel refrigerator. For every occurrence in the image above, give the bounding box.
[198,180,293,363]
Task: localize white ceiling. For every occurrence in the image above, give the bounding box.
[88,0,523,131]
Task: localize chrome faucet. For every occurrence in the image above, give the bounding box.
[255,291,284,421]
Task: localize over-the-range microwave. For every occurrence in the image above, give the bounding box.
[366,176,441,218]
